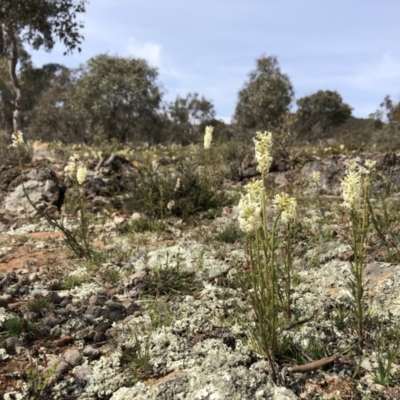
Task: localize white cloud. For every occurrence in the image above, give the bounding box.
[127,39,162,68]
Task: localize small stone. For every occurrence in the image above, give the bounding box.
[88,295,100,306]
[60,297,71,307]
[125,302,140,316]
[93,331,105,343]
[46,291,62,304]
[28,273,39,283]
[48,360,70,385]
[0,298,8,308]
[82,345,100,360]
[63,349,82,367]
[31,290,44,298]
[83,314,95,324]
[18,286,28,295]
[3,337,22,355]
[95,320,112,333]
[97,288,108,297]
[101,301,126,322]
[74,365,93,383]
[47,279,62,290]
[0,295,12,304]
[43,317,60,328]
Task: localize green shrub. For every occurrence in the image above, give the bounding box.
[123,160,230,221]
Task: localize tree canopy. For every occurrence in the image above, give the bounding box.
[0,0,87,131]
[233,55,294,133]
[72,54,164,143]
[164,92,216,144]
[296,90,352,137]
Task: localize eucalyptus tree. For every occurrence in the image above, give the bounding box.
[296,90,352,136]
[73,54,163,143]
[164,92,216,144]
[0,0,87,131]
[234,55,294,133]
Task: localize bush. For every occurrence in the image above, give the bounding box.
[123,160,230,221]
[0,130,32,166]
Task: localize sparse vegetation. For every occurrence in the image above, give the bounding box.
[27,298,53,314]
[2,55,400,398]
[62,273,87,290]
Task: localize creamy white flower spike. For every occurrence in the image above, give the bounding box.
[76,166,87,185]
[11,131,24,148]
[167,200,175,210]
[253,131,273,174]
[341,168,362,210]
[64,154,81,179]
[364,159,376,171]
[238,193,262,233]
[204,126,214,150]
[245,179,265,204]
[273,192,297,223]
[312,171,321,186]
[174,178,181,192]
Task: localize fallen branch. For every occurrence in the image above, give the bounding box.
[289,355,335,373]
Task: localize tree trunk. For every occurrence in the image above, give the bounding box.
[5,25,23,132]
[0,27,4,56]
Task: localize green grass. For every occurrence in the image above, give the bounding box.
[213,224,245,244]
[123,160,230,221]
[141,255,200,299]
[27,298,53,314]
[120,332,154,383]
[62,274,87,290]
[99,268,121,287]
[146,300,176,329]
[1,317,37,340]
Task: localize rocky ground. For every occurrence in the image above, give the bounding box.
[0,146,399,399]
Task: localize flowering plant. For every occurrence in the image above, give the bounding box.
[12,133,92,259]
[237,132,296,384]
[341,159,376,343]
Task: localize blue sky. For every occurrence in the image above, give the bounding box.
[31,0,400,122]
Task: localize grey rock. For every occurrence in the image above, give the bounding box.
[60,297,72,307]
[43,317,60,328]
[28,272,39,283]
[88,295,101,306]
[46,291,62,304]
[1,166,61,218]
[95,320,112,333]
[97,288,109,297]
[48,360,70,385]
[47,279,62,290]
[3,337,22,355]
[82,345,100,360]
[74,365,93,384]
[0,297,8,308]
[125,302,140,316]
[93,332,106,343]
[18,274,30,286]
[83,313,95,324]
[31,289,44,298]
[63,349,82,367]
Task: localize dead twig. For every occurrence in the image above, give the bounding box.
[289,355,335,373]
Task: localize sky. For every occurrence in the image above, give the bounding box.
[30,0,400,123]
